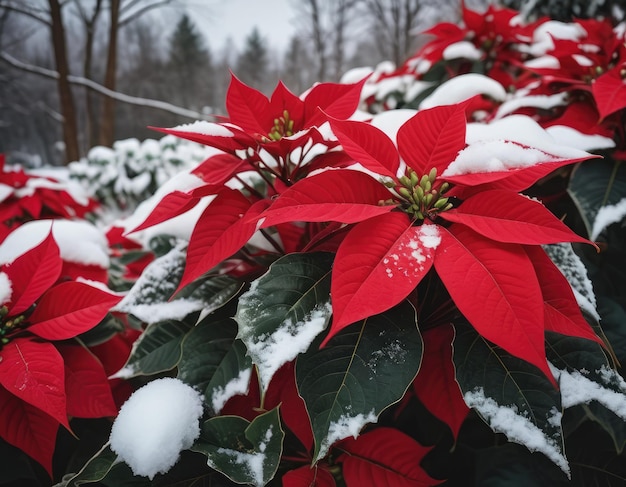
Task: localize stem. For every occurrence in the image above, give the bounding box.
[259,228,284,254]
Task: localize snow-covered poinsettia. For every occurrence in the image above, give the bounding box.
[0,231,122,476]
[0,154,97,242]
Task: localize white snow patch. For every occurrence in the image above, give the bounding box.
[109,378,203,480]
[546,126,615,152]
[170,120,234,137]
[591,198,626,240]
[464,388,569,475]
[495,93,568,119]
[317,409,378,462]
[418,223,441,249]
[210,367,252,414]
[419,74,507,110]
[0,272,12,305]
[120,300,203,325]
[0,219,109,268]
[443,41,483,60]
[0,183,14,203]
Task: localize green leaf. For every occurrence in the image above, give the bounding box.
[177,317,238,393]
[114,319,193,378]
[453,321,567,473]
[192,408,284,487]
[568,159,626,238]
[235,252,333,392]
[206,339,253,415]
[65,443,118,486]
[296,300,422,462]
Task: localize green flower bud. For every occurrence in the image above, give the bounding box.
[428,167,437,183]
[434,197,449,209]
[398,187,413,199]
[410,171,419,186]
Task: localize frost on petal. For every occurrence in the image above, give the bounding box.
[0,272,11,306]
[169,121,235,137]
[109,378,204,480]
[317,409,378,462]
[551,364,626,420]
[464,387,569,475]
[591,198,626,241]
[210,367,252,414]
[239,302,332,392]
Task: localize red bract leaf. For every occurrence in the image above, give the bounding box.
[434,225,555,385]
[150,124,253,153]
[592,65,626,120]
[2,231,61,314]
[305,78,368,127]
[131,185,214,233]
[57,344,117,419]
[264,362,313,451]
[397,104,467,177]
[0,387,59,477]
[337,427,440,487]
[282,465,336,487]
[191,153,249,186]
[261,170,394,227]
[226,73,272,135]
[525,246,603,345]
[28,282,122,340]
[325,215,436,345]
[328,118,400,178]
[0,339,69,428]
[413,325,469,439]
[177,191,266,292]
[439,190,592,245]
[269,81,305,130]
[19,193,43,219]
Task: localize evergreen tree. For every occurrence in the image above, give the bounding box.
[502,0,625,23]
[167,14,214,111]
[235,27,269,90]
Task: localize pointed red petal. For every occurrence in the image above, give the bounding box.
[439,190,592,245]
[434,225,555,385]
[178,191,266,291]
[0,387,59,477]
[325,215,437,344]
[282,465,336,487]
[525,246,603,344]
[191,153,249,186]
[150,123,254,153]
[0,339,69,428]
[2,231,62,315]
[28,282,122,340]
[328,118,399,178]
[261,169,394,227]
[226,73,272,135]
[305,77,368,127]
[413,324,470,439]
[592,65,626,120]
[57,344,117,419]
[337,427,440,486]
[397,103,467,177]
[269,81,305,130]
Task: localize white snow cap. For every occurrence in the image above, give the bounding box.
[0,219,109,268]
[109,378,204,479]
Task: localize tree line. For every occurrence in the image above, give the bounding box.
[1,0,621,166]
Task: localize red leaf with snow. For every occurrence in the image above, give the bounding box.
[0,387,60,477]
[177,191,266,291]
[264,362,313,450]
[0,339,69,428]
[397,104,467,177]
[130,186,211,233]
[433,225,555,385]
[440,190,592,245]
[58,344,117,419]
[525,246,603,344]
[28,281,122,340]
[413,325,469,439]
[305,78,368,127]
[282,465,336,487]
[261,169,394,227]
[2,231,61,314]
[192,153,249,186]
[328,118,399,178]
[151,124,253,153]
[337,427,440,486]
[325,215,436,344]
[226,73,272,135]
[592,65,626,120]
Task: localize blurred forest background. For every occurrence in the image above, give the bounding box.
[1,0,623,167]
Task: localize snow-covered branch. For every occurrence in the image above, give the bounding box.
[0,51,210,120]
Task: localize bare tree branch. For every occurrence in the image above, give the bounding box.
[0,2,51,26]
[119,0,173,27]
[0,51,210,120]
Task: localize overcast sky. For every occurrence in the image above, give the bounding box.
[184,0,298,54]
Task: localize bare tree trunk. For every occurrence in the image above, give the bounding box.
[99,0,120,147]
[307,0,327,81]
[48,0,80,164]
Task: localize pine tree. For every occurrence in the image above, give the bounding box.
[235,27,269,90]
[502,0,625,23]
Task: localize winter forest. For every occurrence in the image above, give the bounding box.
[2,0,626,486]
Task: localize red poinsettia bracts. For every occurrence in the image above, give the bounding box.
[0,232,122,475]
[0,155,97,242]
[259,102,600,383]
